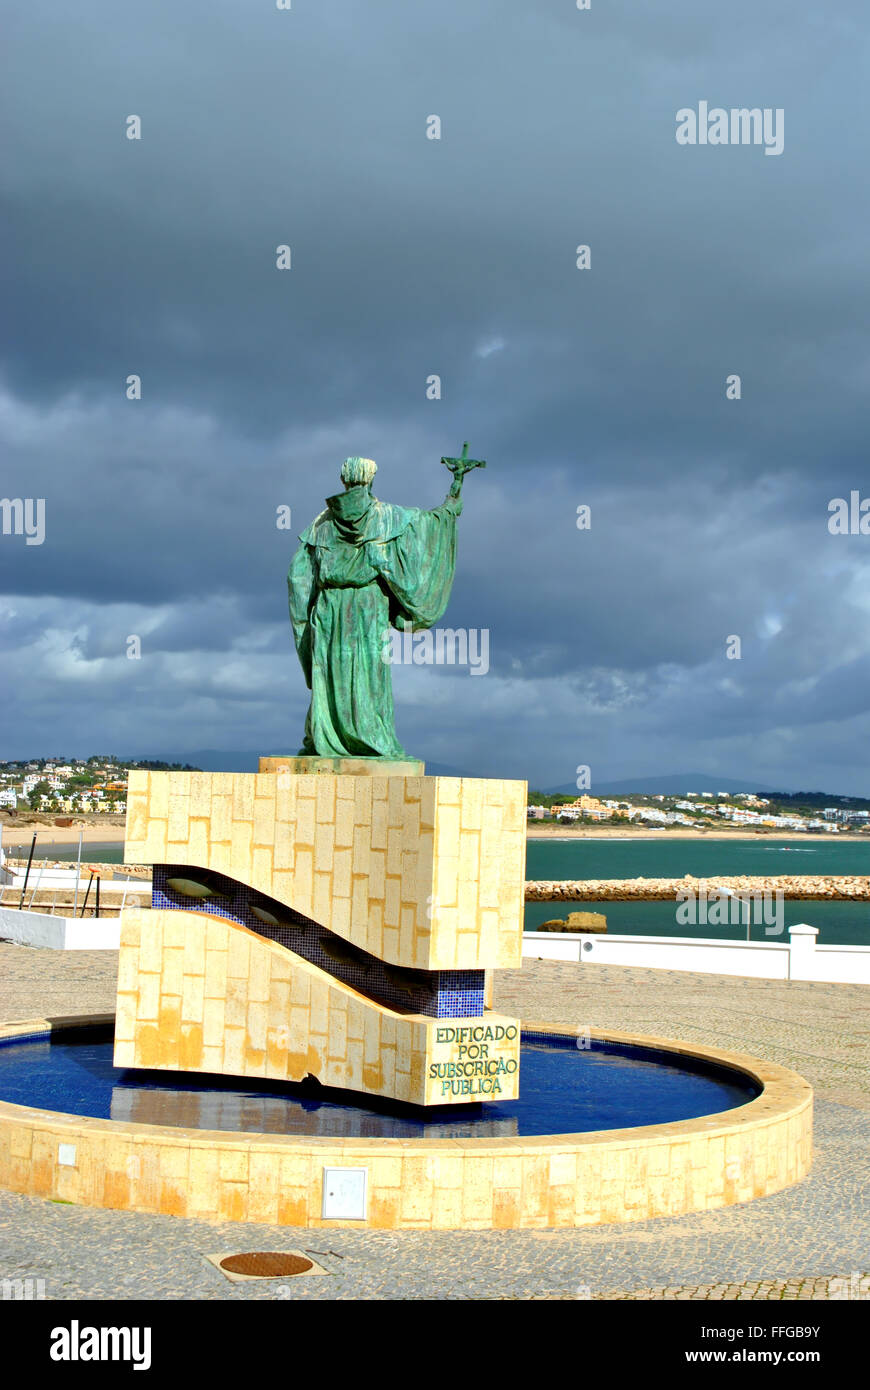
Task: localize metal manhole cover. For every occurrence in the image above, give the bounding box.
[219,1252,313,1278]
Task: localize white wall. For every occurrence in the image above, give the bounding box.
[809,945,870,985]
[0,870,141,892]
[0,907,120,950]
[522,924,870,986]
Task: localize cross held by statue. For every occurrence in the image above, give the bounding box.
[441,441,486,480]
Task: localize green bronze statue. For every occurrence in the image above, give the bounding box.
[288,446,485,759]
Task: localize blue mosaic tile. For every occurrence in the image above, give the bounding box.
[152,865,486,1018]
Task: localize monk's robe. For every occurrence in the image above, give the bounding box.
[288,483,462,758]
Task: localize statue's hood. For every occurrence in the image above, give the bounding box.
[303,488,415,548]
[323,486,375,543]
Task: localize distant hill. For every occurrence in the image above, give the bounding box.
[165,759,797,796]
[544,773,795,797]
[162,750,475,778]
[4,750,862,804]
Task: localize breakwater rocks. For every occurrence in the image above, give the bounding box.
[524,875,870,902]
[537,911,608,933]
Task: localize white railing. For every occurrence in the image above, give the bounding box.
[522,923,870,985]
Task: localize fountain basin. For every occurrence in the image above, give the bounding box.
[0,1016,812,1230]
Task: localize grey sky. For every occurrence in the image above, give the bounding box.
[2,1,869,791]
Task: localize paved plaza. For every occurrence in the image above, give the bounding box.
[0,946,867,1300]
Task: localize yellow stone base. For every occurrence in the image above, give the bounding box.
[113,909,520,1107]
[124,769,527,971]
[0,1017,814,1231]
[119,766,527,1107]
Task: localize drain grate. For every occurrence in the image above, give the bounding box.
[219,1252,313,1278]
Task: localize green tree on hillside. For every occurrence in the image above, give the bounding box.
[26,780,51,810]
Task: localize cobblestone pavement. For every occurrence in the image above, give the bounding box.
[498,958,870,1109]
[535,1274,870,1300]
[0,946,867,1301]
[594,1276,869,1300]
[0,944,118,1023]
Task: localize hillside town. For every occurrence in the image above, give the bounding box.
[0,756,194,817]
[2,758,869,837]
[528,791,870,834]
[0,757,130,815]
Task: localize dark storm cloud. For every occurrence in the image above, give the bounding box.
[2,1,870,788]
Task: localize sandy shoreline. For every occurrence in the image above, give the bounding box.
[3,819,866,847]
[525,827,869,842]
[1,821,126,848]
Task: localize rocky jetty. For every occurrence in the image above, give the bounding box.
[524,875,870,902]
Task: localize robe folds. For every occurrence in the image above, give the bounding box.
[288,484,461,758]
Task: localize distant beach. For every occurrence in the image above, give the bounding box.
[4,817,867,847]
[526,826,869,842]
[1,820,126,850]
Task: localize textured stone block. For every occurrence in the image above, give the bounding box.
[125,768,526,971]
[114,909,520,1108]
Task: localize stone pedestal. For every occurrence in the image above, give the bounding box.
[259,755,425,777]
[114,764,527,1106]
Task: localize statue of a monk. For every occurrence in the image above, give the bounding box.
[288,454,475,759]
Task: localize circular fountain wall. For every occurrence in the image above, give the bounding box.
[0,1016,812,1230]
